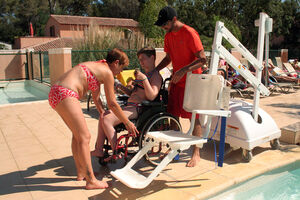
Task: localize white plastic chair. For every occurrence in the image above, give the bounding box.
[110,73,231,189]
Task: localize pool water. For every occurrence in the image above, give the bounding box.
[0,80,50,105]
[209,161,300,200]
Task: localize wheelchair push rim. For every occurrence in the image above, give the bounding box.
[138,112,182,166]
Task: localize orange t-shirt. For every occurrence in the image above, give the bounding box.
[164,24,204,87]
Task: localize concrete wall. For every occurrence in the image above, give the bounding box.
[49,48,72,85]
[0,50,27,80]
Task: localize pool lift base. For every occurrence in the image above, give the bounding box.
[206,99,281,162]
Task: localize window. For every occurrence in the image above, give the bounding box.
[50,26,55,37]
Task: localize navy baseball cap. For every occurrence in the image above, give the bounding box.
[154,6,177,26]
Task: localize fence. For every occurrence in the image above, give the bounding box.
[0,48,298,82]
[31,51,50,84]
[248,49,298,65]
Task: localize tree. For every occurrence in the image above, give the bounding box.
[92,0,141,20]
[138,0,167,46]
[279,0,300,58]
[15,0,49,37]
[173,0,212,48]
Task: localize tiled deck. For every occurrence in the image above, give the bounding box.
[0,89,299,200]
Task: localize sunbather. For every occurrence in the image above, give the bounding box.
[283,62,300,78]
[266,62,300,84]
[91,47,163,162]
[292,59,300,70]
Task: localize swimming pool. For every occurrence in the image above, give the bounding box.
[0,80,50,105]
[209,161,300,200]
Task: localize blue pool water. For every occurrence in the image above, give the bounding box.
[0,80,50,105]
[209,161,300,200]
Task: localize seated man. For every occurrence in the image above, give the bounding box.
[91,47,163,160]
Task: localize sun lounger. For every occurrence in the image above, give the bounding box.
[283,62,300,78]
[275,57,284,69]
[261,65,296,94]
[269,65,289,77]
[268,75,295,94]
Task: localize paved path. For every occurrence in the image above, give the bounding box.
[0,89,299,200]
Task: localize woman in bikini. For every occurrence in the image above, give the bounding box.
[91,47,162,162]
[48,48,138,190]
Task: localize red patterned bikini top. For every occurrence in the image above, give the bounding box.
[79,64,100,92]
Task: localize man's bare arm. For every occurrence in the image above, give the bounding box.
[156,53,171,71]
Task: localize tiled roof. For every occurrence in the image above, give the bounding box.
[27,38,74,52]
[51,15,139,28]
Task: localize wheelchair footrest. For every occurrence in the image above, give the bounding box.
[147,130,208,149]
[111,168,148,189]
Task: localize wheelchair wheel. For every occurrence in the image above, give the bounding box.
[138,112,182,166]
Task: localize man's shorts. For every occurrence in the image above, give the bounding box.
[167,83,198,119]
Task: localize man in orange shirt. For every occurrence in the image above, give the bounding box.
[155,6,207,167]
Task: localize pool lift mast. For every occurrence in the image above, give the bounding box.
[208,12,281,161]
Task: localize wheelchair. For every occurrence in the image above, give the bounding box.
[97,78,182,166]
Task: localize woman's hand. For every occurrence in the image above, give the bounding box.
[124,121,139,137]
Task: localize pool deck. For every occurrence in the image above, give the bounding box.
[0,88,299,200]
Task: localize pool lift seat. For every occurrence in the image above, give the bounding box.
[110,73,231,189]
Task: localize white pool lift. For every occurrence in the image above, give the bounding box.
[110,12,281,189]
[206,12,281,161]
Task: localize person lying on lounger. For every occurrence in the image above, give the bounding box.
[266,62,300,84]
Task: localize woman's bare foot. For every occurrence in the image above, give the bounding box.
[91,150,103,157]
[76,175,85,181]
[86,179,109,190]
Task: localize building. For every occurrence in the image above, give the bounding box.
[13,15,140,50]
[45,15,139,38]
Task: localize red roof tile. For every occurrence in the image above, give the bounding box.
[51,15,139,28]
[26,38,74,52]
